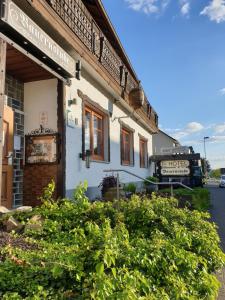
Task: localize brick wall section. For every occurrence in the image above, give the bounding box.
[5,74,24,207]
[23,165,58,206]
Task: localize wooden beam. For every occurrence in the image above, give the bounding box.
[57,80,66,198]
[0,38,6,205]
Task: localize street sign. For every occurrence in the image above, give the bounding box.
[161,160,190,168]
[160,160,190,176]
[161,168,190,176]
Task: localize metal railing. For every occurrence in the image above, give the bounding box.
[103,169,193,198]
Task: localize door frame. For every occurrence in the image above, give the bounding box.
[2,105,14,208]
[0,38,7,205]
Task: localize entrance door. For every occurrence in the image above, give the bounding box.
[1,105,14,208]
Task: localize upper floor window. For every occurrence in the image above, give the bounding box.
[121,126,134,166]
[84,107,104,161]
[139,137,148,168]
[80,90,110,164]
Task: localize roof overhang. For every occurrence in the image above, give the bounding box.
[0,0,76,80]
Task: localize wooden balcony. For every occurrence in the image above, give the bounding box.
[46,0,158,131]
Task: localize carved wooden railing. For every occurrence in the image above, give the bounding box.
[46,0,158,127]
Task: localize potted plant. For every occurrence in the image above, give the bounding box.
[99,175,122,201]
[144,176,159,194]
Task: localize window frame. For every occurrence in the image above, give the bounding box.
[121,125,134,166]
[84,106,104,161]
[139,137,148,168]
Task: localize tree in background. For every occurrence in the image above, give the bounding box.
[201,158,211,176]
[210,169,222,179]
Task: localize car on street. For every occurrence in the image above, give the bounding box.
[219,175,225,188]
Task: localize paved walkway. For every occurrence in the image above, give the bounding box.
[208,184,225,299]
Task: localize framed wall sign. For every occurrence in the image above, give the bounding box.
[160,160,190,176]
[25,133,58,165]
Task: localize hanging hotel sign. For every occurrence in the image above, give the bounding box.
[1,0,75,77]
[160,160,190,176]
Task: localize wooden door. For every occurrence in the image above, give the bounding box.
[1,105,14,208]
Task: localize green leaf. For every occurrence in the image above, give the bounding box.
[111,268,116,278]
[95,262,104,275]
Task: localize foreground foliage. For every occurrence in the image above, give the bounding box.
[159,187,211,212]
[0,183,224,299]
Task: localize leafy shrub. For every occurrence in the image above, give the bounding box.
[0,184,224,299]
[123,182,136,194]
[159,187,210,212]
[144,176,159,186]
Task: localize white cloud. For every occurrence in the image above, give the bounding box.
[125,0,192,16]
[214,123,225,133]
[201,0,225,23]
[125,0,159,14]
[219,87,225,95]
[185,122,204,133]
[179,0,190,16]
[124,0,172,15]
[210,135,225,142]
[165,122,204,141]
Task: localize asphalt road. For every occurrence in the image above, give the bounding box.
[208,184,225,251]
[207,184,225,299]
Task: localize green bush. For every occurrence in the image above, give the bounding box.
[123,182,136,194]
[159,187,210,212]
[144,176,159,186]
[0,183,224,299]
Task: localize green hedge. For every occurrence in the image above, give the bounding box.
[158,187,211,212]
[0,183,224,299]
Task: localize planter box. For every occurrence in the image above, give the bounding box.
[102,187,125,202]
[145,184,158,194]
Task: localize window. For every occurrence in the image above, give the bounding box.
[121,127,134,166]
[139,137,148,168]
[84,107,104,161]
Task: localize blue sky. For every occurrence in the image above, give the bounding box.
[102,0,225,169]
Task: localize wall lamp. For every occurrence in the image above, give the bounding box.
[79,150,91,168]
[76,60,81,80]
[68,98,77,106]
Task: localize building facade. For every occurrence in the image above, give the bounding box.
[152,130,180,155]
[0,0,158,208]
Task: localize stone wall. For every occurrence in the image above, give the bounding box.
[5,74,24,207]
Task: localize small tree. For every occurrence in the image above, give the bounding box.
[210,169,222,179]
[201,158,211,176]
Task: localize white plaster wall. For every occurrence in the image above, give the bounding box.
[65,72,154,198]
[152,131,177,155]
[24,79,58,134]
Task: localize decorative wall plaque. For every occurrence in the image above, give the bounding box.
[25,127,58,165]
